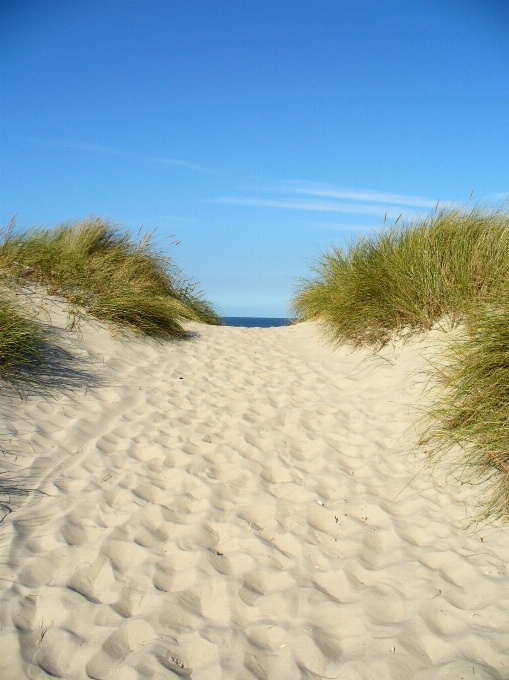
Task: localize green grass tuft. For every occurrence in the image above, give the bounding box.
[0,217,222,339]
[291,202,509,523]
[419,297,509,523]
[290,203,509,349]
[0,295,48,387]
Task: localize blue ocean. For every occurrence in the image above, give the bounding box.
[222,317,291,328]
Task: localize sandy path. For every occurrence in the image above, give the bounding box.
[0,307,508,679]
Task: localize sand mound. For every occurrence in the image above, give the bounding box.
[0,304,508,679]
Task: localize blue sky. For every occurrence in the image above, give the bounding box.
[2,1,508,316]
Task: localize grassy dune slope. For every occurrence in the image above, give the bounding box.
[291,204,509,349]
[0,217,222,389]
[419,297,509,523]
[0,295,49,389]
[0,217,222,341]
[291,203,509,523]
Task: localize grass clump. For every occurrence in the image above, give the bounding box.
[291,202,509,523]
[0,217,222,339]
[291,203,509,349]
[0,295,48,387]
[419,298,509,523]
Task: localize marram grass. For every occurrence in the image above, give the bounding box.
[0,295,48,387]
[291,203,509,349]
[291,202,509,523]
[0,217,222,339]
[419,298,509,523]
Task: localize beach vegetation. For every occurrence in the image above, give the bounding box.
[290,203,509,349]
[419,297,509,523]
[0,294,49,388]
[291,202,509,522]
[0,216,222,340]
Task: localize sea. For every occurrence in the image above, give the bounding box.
[222,317,291,328]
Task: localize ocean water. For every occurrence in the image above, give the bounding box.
[222,317,291,328]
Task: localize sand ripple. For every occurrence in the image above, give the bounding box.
[1,311,508,679]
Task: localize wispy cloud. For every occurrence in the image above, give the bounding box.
[146,156,213,173]
[18,136,213,173]
[211,179,456,221]
[274,180,442,209]
[212,196,418,218]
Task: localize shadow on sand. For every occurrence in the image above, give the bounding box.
[0,334,104,533]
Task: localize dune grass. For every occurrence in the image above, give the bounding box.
[291,202,509,523]
[0,217,222,515]
[0,295,49,388]
[419,298,509,523]
[291,203,509,349]
[0,217,222,340]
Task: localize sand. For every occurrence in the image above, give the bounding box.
[0,302,508,680]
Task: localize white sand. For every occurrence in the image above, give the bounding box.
[0,304,508,680]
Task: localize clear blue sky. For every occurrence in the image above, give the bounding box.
[2,1,508,316]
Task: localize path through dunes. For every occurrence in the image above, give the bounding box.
[0,308,508,679]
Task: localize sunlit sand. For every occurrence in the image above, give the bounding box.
[1,302,508,679]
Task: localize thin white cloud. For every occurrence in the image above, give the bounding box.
[146,156,213,173]
[288,184,439,209]
[246,180,450,209]
[211,196,415,218]
[212,179,458,222]
[18,136,213,173]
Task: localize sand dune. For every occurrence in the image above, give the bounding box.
[1,303,508,679]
